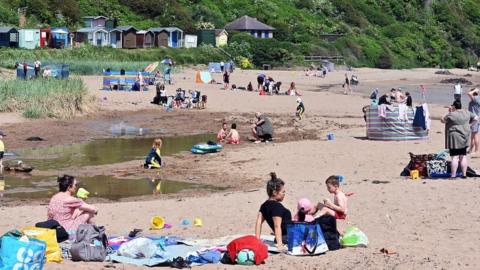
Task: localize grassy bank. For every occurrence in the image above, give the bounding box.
[0,78,94,119]
[0,46,227,75]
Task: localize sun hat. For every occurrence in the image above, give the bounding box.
[297,198,313,212]
[76,188,90,199]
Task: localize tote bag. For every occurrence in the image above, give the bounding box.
[0,235,46,270]
[286,222,328,256]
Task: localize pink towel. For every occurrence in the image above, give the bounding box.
[378,104,387,118]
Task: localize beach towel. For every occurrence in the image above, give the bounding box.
[423,103,431,130]
[413,106,426,130]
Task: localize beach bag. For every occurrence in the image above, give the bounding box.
[0,235,46,270]
[340,227,368,247]
[427,160,448,177]
[226,235,268,265]
[315,216,341,251]
[22,227,62,263]
[286,222,328,256]
[35,220,69,243]
[70,224,108,262]
[407,152,435,177]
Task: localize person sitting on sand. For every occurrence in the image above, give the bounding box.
[247,82,254,92]
[217,122,228,143]
[255,172,291,250]
[144,138,162,169]
[42,67,52,78]
[286,82,301,96]
[251,112,273,143]
[48,175,98,235]
[312,175,348,221]
[293,198,315,222]
[225,123,240,144]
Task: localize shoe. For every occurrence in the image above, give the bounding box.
[128,228,143,238]
[170,257,191,269]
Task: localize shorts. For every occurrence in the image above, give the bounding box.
[257,77,264,85]
[471,122,480,133]
[450,147,467,156]
[0,151,3,159]
[334,211,347,220]
[454,94,461,101]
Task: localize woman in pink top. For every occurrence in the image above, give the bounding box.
[226,123,240,144]
[47,175,97,233]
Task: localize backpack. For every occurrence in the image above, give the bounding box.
[70,224,108,262]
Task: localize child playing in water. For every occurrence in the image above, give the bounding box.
[293,198,315,222]
[217,122,227,142]
[225,123,240,144]
[144,138,162,169]
[312,175,348,220]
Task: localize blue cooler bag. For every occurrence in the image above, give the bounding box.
[286,222,329,256]
[0,235,46,270]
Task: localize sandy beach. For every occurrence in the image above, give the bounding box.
[1,67,480,269]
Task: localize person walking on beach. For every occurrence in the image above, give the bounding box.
[223,71,230,90]
[454,82,462,103]
[468,88,480,154]
[420,84,427,100]
[343,73,351,95]
[441,100,477,178]
[0,131,5,173]
[220,61,224,73]
[34,59,41,78]
[296,97,305,120]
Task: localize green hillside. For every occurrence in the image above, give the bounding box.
[1,0,480,68]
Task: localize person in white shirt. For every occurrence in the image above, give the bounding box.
[454,82,462,102]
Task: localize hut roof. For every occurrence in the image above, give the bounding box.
[148,27,183,33]
[225,15,275,31]
[115,26,138,32]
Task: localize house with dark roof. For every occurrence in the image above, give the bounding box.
[224,15,275,39]
[148,27,183,48]
[113,26,138,49]
[74,27,109,47]
[0,27,19,48]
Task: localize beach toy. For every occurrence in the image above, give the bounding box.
[327,132,335,141]
[193,217,203,227]
[151,216,165,229]
[340,226,368,247]
[181,219,190,225]
[163,223,172,229]
[337,175,344,184]
[410,170,419,180]
[236,249,255,265]
[76,188,90,199]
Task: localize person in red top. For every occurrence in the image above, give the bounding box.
[312,175,348,220]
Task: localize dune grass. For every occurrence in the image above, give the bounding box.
[0,78,94,119]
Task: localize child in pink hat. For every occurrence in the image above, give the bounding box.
[293,198,315,222]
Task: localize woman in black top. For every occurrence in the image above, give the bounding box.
[255,172,292,249]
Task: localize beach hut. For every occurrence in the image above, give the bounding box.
[18,29,40,49]
[0,27,19,48]
[225,15,275,39]
[74,27,109,47]
[215,29,228,47]
[39,28,51,48]
[366,104,429,141]
[136,30,154,48]
[83,16,109,28]
[149,27,183,48]
[51,27,69,48]
[184,34,197,48]
[109,28,122,48]
[115,26,137,49]
[196,29,215,46]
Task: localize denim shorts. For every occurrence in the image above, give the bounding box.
[471,122,480,133]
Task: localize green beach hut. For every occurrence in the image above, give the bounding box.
[18,29,40,49]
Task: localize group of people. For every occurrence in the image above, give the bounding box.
[255,173,348,250]
[151,83,207,110]
[217,122,240,144]
[16,59,53,79]
[377,88,413,107]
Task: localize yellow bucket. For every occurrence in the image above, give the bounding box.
[193,217,203,227]
[151,216,165,229]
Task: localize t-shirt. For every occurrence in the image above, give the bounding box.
[378,95,390,105]
[259,200,292,236]
[0,140,4,152]
[468,96,480,116]
[34,61,41,69]
[454,84,462,95]
[256,115,273,136]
